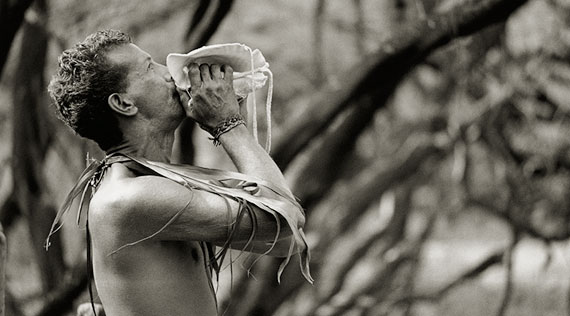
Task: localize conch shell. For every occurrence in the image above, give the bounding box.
[166,43,273,151]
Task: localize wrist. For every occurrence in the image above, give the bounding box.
[200,114,245,146]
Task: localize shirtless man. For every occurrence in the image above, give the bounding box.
[48,30,308,316]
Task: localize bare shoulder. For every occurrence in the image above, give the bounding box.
[88,163,193,227]
[86,162,262,244]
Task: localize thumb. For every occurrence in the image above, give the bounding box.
[176,87,191,105]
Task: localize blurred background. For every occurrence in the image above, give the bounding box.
[1,0,570,315]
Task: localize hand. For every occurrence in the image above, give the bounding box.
[176,86,191,114]
[185,63,240,130]
[77,303,105,316]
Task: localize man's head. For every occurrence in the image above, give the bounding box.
[48,29,183,151]
[48,29,131,150]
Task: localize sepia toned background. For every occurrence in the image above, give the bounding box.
[1,0,570,315]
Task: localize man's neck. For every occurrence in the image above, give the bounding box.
[109,130,175,163]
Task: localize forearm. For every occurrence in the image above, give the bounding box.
[181,63,290,194]
[218,124,293,197]
[181,63,304,243]
[217,124,306,253]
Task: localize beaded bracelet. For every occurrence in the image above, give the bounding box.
[200,114,246,146]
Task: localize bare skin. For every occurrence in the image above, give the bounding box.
[84,43,303,316]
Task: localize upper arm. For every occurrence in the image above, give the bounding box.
[92,175,291,246]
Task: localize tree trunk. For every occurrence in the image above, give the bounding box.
[11,0,65,292]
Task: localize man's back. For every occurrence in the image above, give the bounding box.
[88,163,218,316]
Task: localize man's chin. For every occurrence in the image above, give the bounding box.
[176,98,186,110]
[172,88,185,107]
[175,110,186,122]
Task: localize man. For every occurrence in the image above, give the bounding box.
[47,29,310,316]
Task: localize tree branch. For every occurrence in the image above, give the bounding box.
[184,0,234,50]
[391,248,505,306]
[185,0,210,40]
[316,186,413,304]
[308,134,443,235]
[321,213,436,316]
[468,195,570,242]
[273,0,529,168]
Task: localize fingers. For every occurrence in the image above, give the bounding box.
[189,63,233,86]
[221,64,233,83]
[210,64,222,79]
[199,64,211,82]
[187,63,201,88]
[176,87,191,104]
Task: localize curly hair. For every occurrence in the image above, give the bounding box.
[48,29,132,151]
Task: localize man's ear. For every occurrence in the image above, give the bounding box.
[108,93,137,116]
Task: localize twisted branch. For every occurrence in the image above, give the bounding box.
[390,249,505,306]
[273,0,530,168]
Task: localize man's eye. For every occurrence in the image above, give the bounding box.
[147,63,153,70]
